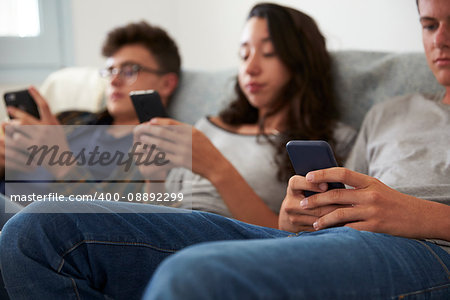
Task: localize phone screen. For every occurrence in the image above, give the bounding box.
[286,140,345,196]
[3,89,40,119]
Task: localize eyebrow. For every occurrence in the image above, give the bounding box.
[419,15,450,22]
[240,37,272,47]
[419,16,436,22]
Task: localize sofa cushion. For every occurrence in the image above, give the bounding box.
[167,69,236,124]
[331,51,443,129]
[40,67,108,114]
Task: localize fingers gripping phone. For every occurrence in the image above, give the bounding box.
[130,90,168,123]
[3,89,40,119]
[286,140,345,197]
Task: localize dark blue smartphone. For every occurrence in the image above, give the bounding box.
[130,90,168,123]
[3,89,40,119]
[286,140,345,197]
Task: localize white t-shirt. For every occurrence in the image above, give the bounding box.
[168,117,356,218]
[345,93,450,252]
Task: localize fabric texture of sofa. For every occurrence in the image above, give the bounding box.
[40,50,444,130]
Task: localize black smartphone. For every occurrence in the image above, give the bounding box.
[130,90,168,123]
[286,140,345,197]
[3,89,40,119]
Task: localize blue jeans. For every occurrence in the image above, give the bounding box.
[0,194,24,300]
[144,228,450,299]
[0,201,449,300]
[0,190,23,228]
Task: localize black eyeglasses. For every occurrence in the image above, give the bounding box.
[99,63,167,85]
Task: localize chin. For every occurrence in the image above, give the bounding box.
[106,102,118,114]
[107,105,128,119]
[434,73,450,87]
[247,96,269,108]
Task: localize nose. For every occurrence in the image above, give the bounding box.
[434,23,450,49]
[110,72,124,87]
[244,52,262,76]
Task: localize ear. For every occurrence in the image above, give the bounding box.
[158,73,179,106]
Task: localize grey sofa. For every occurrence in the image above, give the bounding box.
[40,50,444,131]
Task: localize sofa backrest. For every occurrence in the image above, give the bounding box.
[40,50,444,130]
[331,51,443,129]
[167,69,236,125]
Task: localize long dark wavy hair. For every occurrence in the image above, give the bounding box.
[219,3,339,182]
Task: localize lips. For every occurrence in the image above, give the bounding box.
[110,91,125,101]
[434,57,450,67]
[245,82,265,93]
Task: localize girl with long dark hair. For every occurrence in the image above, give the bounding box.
[136,3,355,228]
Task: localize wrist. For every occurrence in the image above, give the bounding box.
[206,154,234,187]
[424,201,450,241]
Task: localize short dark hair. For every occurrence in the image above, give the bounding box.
[102,21,181,76]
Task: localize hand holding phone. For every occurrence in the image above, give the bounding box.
[130,90,168,123]
[3,89,40,119]
[286,140,345,197]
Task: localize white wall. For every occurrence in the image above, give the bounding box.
[0,0,424,100]
[71,0,424,70]
[71,0,179,68]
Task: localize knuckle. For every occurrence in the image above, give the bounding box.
[315,169,325,179]
[288,176,296,187]
[339,168,351,182]
[313,206,323,217]
[283,202,296,213]
[329,188,344,200]
[335,208,346,220]
[365,190,380,203]
[288,215,297,225]
[288,175,301,188]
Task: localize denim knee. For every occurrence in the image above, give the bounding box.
[144,242,248,300]
[0,202,82,271]
[2,201,77,238]
[1,202,51,246]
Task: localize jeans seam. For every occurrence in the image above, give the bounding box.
[56,239,179,299]
[393,240,450,299]
[69,277,81,300]
[395,282,450,299]
[60,239,178,259]
[416,240,450,278]
[287,233,300,237]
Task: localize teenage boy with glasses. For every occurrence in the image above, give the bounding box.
[0,21,181,209]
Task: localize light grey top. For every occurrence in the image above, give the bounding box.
[168,117,356,218]
[345,93,450,253]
